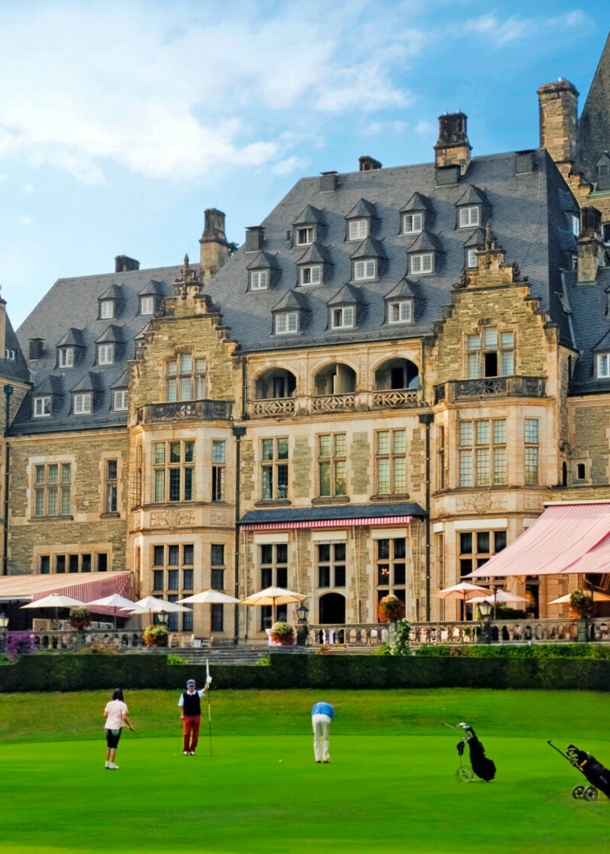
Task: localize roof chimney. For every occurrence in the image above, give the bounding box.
[537,79,579,172]
[359,156,382,171]
[115,255,140,273]
[29,338,44,360]
[434,112,471,175]
[199,208,229,283]
[245,226,265,252]
[320,171,338,191]
[577,206,607,284]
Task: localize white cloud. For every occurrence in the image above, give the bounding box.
[0,173,7,182]
[0,1,423,184]
[20,216,32,226]
[416,120,433,135]
[464,9,591,47]
[24,184,34,192]
[271,156,309,176]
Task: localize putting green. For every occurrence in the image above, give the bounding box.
[1,690,609,853]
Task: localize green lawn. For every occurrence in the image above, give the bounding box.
[1,689,609,853]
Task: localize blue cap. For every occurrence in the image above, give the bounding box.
[186,679,196,686]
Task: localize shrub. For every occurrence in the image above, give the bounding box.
[253,656,270,666]
[76,647,118,655]
[143,625,169,647]
[390,619,411,656]
[269,621,295,645]
[371,643,391,656]
[496,605,528,619]
[378,595,405,623]
[68,607,91,632]
[569,590,596,619]
[5,631,36,663]
[167,653,188,665]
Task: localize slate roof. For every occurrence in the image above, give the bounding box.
[13,265,180,435]
[564,267,610,394]
[1,314,31,385]
[574,32,610,183]
[239,501,427,525]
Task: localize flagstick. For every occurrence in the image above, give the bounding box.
[206,658,212,757]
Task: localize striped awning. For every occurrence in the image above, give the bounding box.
[470,502,610,578]
[0,571,133,615]
[239,502,425,532]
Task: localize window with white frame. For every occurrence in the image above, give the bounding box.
[33,396,51,418]
[296,226,314,246]
[74,393,92,414]
[4,347,15,360]
[140,295,155,315]
[459,419,508,487]
[466,328,514,378]
[299,265,321,286]
[97,344,114,365]
[59,347,74,368]
[100,300,114,319]
[409,253,433,275]
[388,300,412,324]
[354,259,376,280]
[113,390,128,411]
[166,355,206,402]
[318,433,347,497]
[212,440,226,502]
[597,354,610,378]
[458,206,480,228]
[261,438,289,501]
[524,419,539,485]
[466,248,478,268]
[571,215,580,237]
[275,312,299,335]
[376,429,406,495]
[403,213,423,234]
[153,440,194,502]
[250,270,268,291]
[348,219,368,240]
[331,306,355,329]
[34,462,72,517]
[104,459,118,513]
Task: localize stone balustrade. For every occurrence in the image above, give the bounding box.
[248,388,420,419]
[434,376,546,404]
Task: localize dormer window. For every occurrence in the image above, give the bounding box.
[113,390,128,411]
[354,259,376,281]
[466,249,478,268]
[459,206,480,228]
[331,306,355,329]
[300,265,321,286]
[74,393,92,414]
[34,396,51,417]
[296,227,314,246]
[5,347,15,361]
[410,253,434,275]
[348,220,368,241]
[100,300,114,319]
[250,270,268,291]
[59,348,74,368]
[388,300,413,325]
[571,215,580,237]
[597,354,610,378]
[140,296,155,315]
[403,213,423,234]
[97,344,114,365]
[275,312,299,335]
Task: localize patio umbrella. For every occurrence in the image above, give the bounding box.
[178,590,240,605]
[86,593,137,627]
[21,592,87,627]
[125,595,190,626]
[469,590,529,605]
[433,582,491,620]
[548,590,610,605]
[240,586,306,623]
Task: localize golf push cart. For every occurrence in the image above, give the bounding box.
[548,741,610,801]
[444,722,496,783]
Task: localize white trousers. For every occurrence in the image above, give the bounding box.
[312,713,331,761]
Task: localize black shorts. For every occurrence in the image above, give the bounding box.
[105,728,122,749]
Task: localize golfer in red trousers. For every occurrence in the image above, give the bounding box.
[178,677,211,755]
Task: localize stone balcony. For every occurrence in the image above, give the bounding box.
[248,388,420,419]
[434,376,546,404]
[137,399,233,424]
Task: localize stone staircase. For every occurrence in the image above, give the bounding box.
[168,645,308,665]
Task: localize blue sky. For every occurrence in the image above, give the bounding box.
[0,0,607,328]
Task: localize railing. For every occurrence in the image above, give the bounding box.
[137,399,232,424]
[310,393,356,413]
[306,619,610,647]
[434,376,546,404]
[23,630,147,652]
[371,389,419,409]
[250,398,296,417]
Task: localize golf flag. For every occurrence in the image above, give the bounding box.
[206,658,211,683]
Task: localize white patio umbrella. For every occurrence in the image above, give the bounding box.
[178,590,240,605]
[240,586,306,623]
[469,590,529,605]
[548,590,610,605]
[128,595,190,613]
[21,593,87,627]
[433,581,491,620]
[86,593,137,627]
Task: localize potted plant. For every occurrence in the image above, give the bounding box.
[143,624,169,647]
[269,621,296,646]
[569,590,596,620]
[377,595,405,624]
[68,607,91,632]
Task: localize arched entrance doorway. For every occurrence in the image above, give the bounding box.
[319,592,346,624]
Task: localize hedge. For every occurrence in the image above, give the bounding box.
[0,651,609,692]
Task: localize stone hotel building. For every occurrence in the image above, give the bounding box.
[1,36,610,641]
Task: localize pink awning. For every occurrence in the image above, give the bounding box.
[470,502,610,578]
[0,571,132,615]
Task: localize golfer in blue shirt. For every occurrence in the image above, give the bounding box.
[311,701,334,763]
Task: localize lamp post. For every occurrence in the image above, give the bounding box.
[157,609,169,627]
[0,610,8,653]
[295,602,309,647]
[479,600,492,645]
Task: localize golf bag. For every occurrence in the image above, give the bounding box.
[457,724,496,782]
[567,745,610,799]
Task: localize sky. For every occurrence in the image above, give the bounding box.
[0,0,607,329]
